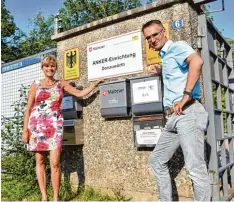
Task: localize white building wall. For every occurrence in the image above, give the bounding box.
[1,62,44,118]
[1,49,57,118]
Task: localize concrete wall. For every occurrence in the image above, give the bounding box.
[53,0,199,200]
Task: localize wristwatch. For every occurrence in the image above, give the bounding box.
[183,90,192,97]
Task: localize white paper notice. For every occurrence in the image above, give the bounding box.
[136,129,161,145]
[132,80,159,104]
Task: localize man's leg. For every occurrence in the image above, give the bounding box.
[149,116,180,201]
[177,103,211,201]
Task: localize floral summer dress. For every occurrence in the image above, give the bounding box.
[27,80,64,151]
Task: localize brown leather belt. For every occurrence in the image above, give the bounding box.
[165,99,199,116]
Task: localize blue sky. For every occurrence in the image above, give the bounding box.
[5,0,234,39]
[207,0,234,39]
[5,0,64,33]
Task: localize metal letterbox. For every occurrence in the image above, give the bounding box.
[99,79,131,118]
[130,75,163,115]
[133,114,164,148]
[62,119,84,145]
[61,90,84,145]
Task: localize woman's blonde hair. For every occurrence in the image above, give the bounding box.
[41,55,57,68]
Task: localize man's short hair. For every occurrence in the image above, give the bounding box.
[141,20,163,32]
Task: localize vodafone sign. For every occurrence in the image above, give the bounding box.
[87,31,143,81]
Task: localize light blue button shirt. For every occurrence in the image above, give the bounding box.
[159,40,201,108]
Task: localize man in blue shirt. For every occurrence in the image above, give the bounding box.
[142,20,210,201]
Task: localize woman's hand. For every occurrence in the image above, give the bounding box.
[92,78,103,88]
[21,130,29,143]
[62,78,104,98]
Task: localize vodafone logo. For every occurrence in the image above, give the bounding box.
[89,47,92,52]
[102,90,108,96]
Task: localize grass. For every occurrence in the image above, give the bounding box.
[1,177,131,201]
[71,187,132,201]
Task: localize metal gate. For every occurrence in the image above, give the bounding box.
[198,14,234,201]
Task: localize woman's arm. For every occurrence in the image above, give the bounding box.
[61,78,102,98]
[21,82,36,143]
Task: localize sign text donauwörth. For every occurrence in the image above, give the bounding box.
[87,31,143,81]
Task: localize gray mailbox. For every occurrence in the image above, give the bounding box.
[99,79,131,118]
[133,114,164,148]
[61,95,82,119]
[62,91,84,145]
[130,75,163,115]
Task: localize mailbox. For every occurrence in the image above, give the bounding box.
[133,114,164,148]
[99,79,131,118]
[130,75,163,115]
[61,95,82,119]
[62,87,84,145]
[62,119,84,145]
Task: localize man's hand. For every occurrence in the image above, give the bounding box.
[21,130,29,143]
[173,95,192,115]
[144,64,162,75]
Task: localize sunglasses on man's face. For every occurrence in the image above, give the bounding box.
[145,29,164,42]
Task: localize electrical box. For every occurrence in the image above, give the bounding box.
[133,114,164,148]
[130,75,163,115]
[99,79,131,118]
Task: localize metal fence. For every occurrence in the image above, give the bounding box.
[198,14,234,201]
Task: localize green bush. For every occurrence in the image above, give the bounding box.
[1,85,42,200]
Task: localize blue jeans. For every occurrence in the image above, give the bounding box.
[149,102,211,201]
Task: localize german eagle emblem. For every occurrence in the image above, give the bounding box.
[66,50,76,68]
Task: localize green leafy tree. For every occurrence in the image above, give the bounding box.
[1,0,25,62]
[1,3,56,62]
[1,0,16,38]
[58,0,142,31]
[201,4,214,22]
[18,11,56,57]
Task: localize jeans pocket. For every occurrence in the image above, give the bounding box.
[165,114,176,132]
[194,104,209,131]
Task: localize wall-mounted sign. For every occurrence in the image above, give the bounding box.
[145,23,170,65]
[172,19,184,30]
[87,31,143,81]
[133,115,164,148]
[1,57,41,73]
[64,48,80,80]
[136,128,161,145]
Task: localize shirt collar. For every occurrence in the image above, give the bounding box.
[159,40,173,58]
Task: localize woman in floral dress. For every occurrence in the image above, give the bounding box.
[21,56,102,201]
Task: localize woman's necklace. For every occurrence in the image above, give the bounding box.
[43,79,56,86]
